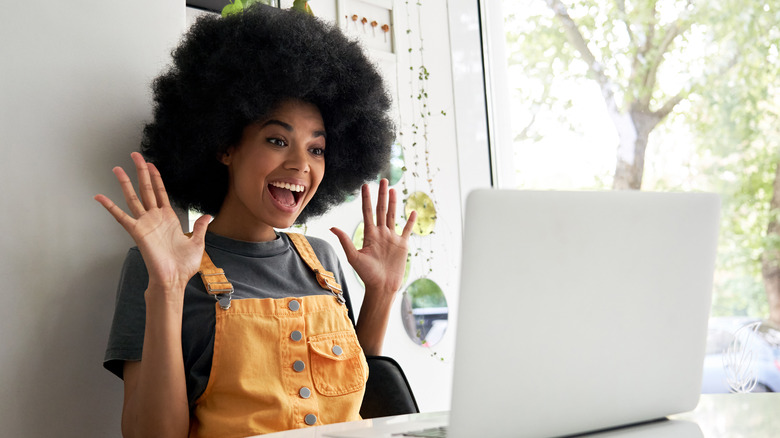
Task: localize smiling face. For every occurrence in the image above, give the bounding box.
[208,99,326,242]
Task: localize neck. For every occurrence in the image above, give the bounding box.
[207,215,278,242]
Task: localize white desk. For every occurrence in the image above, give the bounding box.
[257,394,780,438]
[671,393,780,437]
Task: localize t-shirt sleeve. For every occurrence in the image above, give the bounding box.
[307,237,356,326]
[103,248,148,379]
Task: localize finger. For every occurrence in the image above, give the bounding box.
[400,210,417,239]
[190,214,212,242]
[148,162,171,209]
[360,184,375,228]
[386,187,397,232]
[330,227,359,263]
[131,152,156,211]
[113,166,145,218]
[375,179,388,228]
[94,194,135,230]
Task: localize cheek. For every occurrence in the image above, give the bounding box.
[233,161,271,192]
[305,168,325,201]
[312,161,325,184]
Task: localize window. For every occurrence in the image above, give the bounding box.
[484,0,780,393]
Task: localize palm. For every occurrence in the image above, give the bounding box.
[353,225,408,292]
[131,208,204,287]
[332,179,416,295]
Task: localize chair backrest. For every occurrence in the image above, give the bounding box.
[360,355,420,418]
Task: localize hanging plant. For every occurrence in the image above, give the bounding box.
[291,0,314,15]
[378,140,406,186]
[222,0,312,18]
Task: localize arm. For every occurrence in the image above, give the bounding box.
[353,283,396,355]
[120,282,189,438]
[331,179,416,355]
[96,152,211,437]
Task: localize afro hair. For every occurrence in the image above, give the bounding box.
[141,5,394,222]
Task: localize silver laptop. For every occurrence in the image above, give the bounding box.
[326,189,720,438]
[448,189,720,438]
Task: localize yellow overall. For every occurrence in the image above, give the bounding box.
[188,233,368,438]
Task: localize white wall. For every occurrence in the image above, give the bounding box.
[0,1,185,435]
[0,0,490,433]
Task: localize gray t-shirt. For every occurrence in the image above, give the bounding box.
[103,231,355,408]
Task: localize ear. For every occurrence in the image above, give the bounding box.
[219,147,235,166]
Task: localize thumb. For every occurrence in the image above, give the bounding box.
[190,215,212,243]
[330,227,359,263]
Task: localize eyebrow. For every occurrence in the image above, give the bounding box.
[260,119,326,139]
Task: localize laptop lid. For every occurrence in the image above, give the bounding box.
[449,190,720,438]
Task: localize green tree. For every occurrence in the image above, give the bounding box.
[685,5,780,321]
[504,0,780,322]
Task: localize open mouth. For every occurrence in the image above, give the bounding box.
[268,181,305,208]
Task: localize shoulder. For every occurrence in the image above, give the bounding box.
[122,246,145,267]
[304,235,335,255]
[283,233,341,267]
[118,247,148,285]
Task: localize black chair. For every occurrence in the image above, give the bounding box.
[360,355,420,419]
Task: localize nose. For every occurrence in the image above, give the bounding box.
[284,142,310,173]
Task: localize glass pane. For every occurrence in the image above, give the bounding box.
[401,278,449,347]
[496,0,780,393]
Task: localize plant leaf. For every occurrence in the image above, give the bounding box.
[221,0,244,17]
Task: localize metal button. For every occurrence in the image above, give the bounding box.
[332,345,343,356]
[288,300,300,311]
[299,387,311,399]
[291,330,303,342]
[304,414,317,425]
[293,360,305,372]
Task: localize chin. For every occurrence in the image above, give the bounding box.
[270,212,304,230]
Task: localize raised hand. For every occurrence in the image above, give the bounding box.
[95,152,211,291]
[331,178,417,296]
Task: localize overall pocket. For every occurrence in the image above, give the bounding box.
[308,330,367,396]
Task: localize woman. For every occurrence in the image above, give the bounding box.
[95,5,415,437]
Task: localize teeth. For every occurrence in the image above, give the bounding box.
[270,181,304,192]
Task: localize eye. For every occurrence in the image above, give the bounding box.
[267,137,287,147]
[310,147,325,156]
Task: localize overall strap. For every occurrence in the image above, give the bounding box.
[286,232,346,304]
[187,233,234,310]
[198,251,234,295]
[198,250,234,310]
